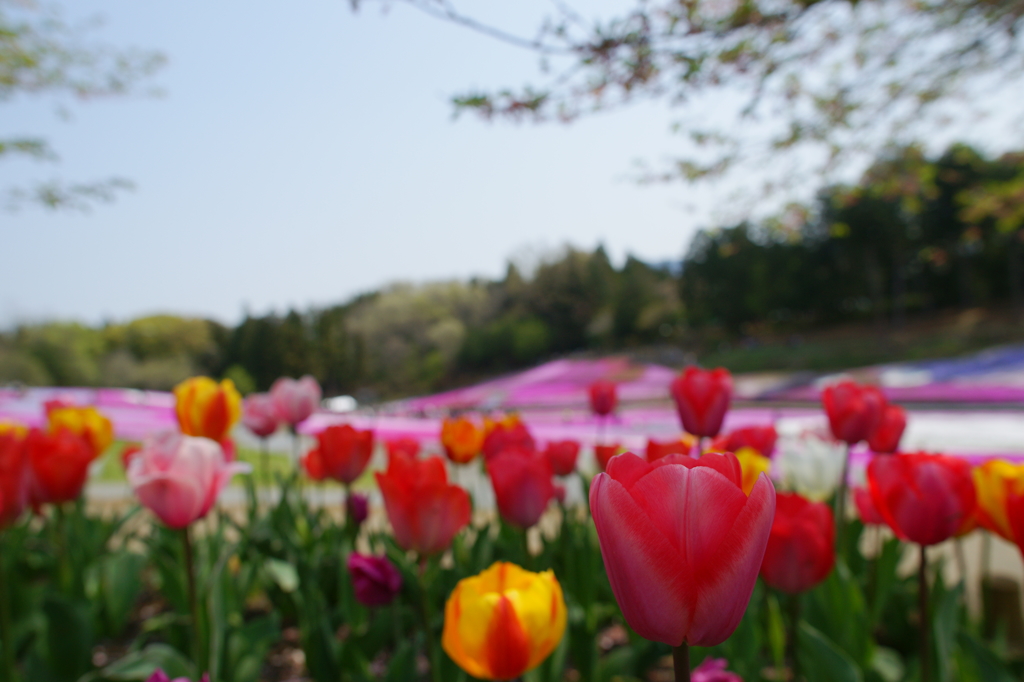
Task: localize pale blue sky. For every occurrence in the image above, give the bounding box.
[2,0,716,327]
[2,1,1018,328]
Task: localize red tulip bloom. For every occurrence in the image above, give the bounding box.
[760,492,835,594]
[853,486,885,525]
[670,367,733,438]
[590,451,775,647]
[302,448,326,482]
[0,430,28,528]
[482,418,536,461]
[376,453,471,555]
[488,448,557,528]
[868,452,976,546]
[867,404,907,454]
[711,425,778,458]
[588,380,618,417]
[594,443,622,472]
[821,381,885,445]
[645,438,692,462]
[385,436,420,460]
[307,425,374,485]
[543,440,580,476]
[26,428,96,506]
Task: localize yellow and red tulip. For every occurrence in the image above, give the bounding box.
[442,562,567,681]
[173,377,242,443]
[972,459,1024,541]
[47,406,113,458]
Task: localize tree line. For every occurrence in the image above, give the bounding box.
[2,143,1022,400]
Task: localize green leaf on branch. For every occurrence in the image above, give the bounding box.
[799,622,863,682]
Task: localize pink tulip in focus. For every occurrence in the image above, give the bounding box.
[590,451,775,647]
[692,657,743,682]
[242,393,279,438]
[128,432,250,529]
[270,375,322,426]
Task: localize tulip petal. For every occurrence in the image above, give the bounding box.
[484,595,532,680]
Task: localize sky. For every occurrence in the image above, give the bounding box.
[0,0,723,328]
[2,1,1020,329]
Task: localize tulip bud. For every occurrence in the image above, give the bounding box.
[443,562,567,681]
[242,393,279,438]
[145,670,210,682]
[867,404,907,453]
[0,428,28,528]
[711,425,778,458]
[760,492,835,594]
[594,443,622,472]
[347,553,402,607]
[26,427,96,506]
[692,657,743,682]
[542,440,580,476]
[488,448,557,528]
[441,416,484,464]
[47,406,114,458]
[174,377,242,443]
[385,436,420,460]
[346,492,369,526]
[670,367,733,438]
[270,375,321,426]
[645,437,692,462]
[376,453,470,555]
[821,381,885,444]
[588,380,618,417]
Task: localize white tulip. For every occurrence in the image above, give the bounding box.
[773,431,846,502]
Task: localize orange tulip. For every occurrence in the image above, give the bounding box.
[443,562,567,681]
[973,459,1024,541]
[173,377,242,443]
[441,417,483,464]
[47,406,113,457]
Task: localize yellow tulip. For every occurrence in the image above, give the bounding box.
[443,562,567,681]
[173,377,242,443]
[735,447,772,496]
[0,421,27,439]
[47,407,113,457]
[973,460,1024,541]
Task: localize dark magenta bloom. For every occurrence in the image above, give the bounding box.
[348,553,403,607]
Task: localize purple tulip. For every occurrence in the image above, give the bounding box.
[348,553,402,607]
[346,492,369,527]
[692,657,743,682]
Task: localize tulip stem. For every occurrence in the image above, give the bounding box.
[181,527,205,673]
[919,544,930,682]
[0,535,15,682]
[261,437,270,491]
[834,443,851,556]
[672,643,690,682]
[787,594,801,681]
[418,560,443,682]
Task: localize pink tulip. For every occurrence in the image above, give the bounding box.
[241,393,279,438]
[270,375,322,426]
[670,367,733,438]
[146,671,210,682]
[488,447,557,528]
[127,432,250,529]
[692,657,743,682]
[590,451,775,647]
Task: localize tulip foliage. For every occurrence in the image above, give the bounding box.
[0,372,1021,682]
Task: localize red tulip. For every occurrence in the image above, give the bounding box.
[270,375,322,426]
[867,404,907,454]
[242,393,279,438]
[385,436,420,460]
[488,448,557,528]
[302,447,326,481]
[0,429,28,528]
[482,418,535,461]
[670,367,733,438]
[543,440,580,476]
[821,381,885,444]
[307,425,374,485]
[26,428,96,506]
[645,437,692,462]
[760,492,835,594]
[590,451,775,647]
[711,425,778,458]
[588,380,618,417]
[868,452,976,546]
[853,486,885,525]
[594,443,622,472]
[376,453,471,555]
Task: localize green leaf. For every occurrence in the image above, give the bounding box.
[799,621,863,682]
[385,640,416,682]
[264,558,299,593]
[84,643,196,681]
[43,595,93,681]
[932,580,962,682]
[98,552,146,637]
[956,631,1016,682]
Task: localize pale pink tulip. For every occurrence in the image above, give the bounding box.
[241,392,279,438]
[128,432,250,529]
[270,376,322,426]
